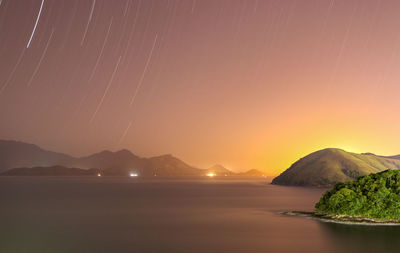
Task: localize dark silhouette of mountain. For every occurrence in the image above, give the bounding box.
[72,149,144,169]
[272,148,400,187]
[1,165,101,176]
[0,139,266,177]
[69,149,147,176]
[0,140,195,175]
[0,140,74,172]
[146,154,204,176]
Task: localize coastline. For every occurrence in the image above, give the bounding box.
[281,211,400,226]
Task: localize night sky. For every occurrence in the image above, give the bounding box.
[1,0,400,174]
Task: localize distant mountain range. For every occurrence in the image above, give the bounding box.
[1,166,102,176]
[0,140,264,177]
[272,148,400,187]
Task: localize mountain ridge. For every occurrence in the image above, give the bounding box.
[206,164,234,176]
[0,140,264,177]
[272,148,400,187]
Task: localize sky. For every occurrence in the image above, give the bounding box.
[1,0,400,175]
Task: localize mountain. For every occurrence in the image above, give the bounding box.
[206,164,234,176]
[0,140,74,172]
[272,148,400,187]
[146,154,204,176]
[204,164,265,177]
[0,139,266,177]
[73,150,149,176]
[0,140,202,176]
[362,152,400,160]
[1,166,101,176]
[236,169,265,177]
[72,149,142,169]
[385,155,400,160]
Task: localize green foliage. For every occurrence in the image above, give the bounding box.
[315,169,400,221]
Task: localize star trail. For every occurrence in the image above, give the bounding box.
[26,0,45,48]
[1,0,400,174]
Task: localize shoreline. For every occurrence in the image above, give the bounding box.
[281,211,400,226]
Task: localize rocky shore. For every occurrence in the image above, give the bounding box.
[281,211,400,226]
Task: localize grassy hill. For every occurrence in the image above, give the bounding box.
[272,148,400,187]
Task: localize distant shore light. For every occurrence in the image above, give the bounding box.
[206,172,216,177]
[97,173,102,177]
[130,173,138,177]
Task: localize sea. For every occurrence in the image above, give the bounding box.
[1,177,399,253]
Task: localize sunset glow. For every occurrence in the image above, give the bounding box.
[2,1,400,252]
[1,1,400,175]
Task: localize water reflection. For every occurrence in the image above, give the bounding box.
[6,177,399,253]
[318,221,400,253]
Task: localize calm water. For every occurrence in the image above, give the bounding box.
[1,177,400,253]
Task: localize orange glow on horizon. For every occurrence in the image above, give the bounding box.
[2,1,400,177]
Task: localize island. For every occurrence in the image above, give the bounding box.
[282,170,400,224]
[314,169,400,223]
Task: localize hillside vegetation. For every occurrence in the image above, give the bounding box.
[315,170,400,221]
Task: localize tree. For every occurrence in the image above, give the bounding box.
[315,170,400,221]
